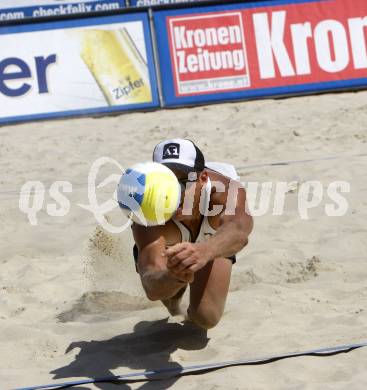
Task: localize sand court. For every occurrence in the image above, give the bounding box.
[0,91,367,389]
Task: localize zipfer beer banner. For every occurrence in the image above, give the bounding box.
[0,1,126,21]
[0,13,159,124]
[154,0,367,106]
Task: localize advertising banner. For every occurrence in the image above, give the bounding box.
[154,0,367,106]
[130,1,204,7]
[0,0,126,21]
[0,13,159,124]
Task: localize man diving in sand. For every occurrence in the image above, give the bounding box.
[128,139,253,329]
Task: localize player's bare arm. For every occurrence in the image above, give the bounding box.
[165,177,253,274]
[132,222,193,301]
[204,184,253,259]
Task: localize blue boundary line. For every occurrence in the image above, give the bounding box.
[14,341,367,390]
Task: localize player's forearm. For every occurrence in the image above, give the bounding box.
[141,269,186,301]
[205,219,252,260]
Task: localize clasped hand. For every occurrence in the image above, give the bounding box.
[163,242,212,283]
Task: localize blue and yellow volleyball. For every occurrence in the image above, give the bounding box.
[117,162,181,226]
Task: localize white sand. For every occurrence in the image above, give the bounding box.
[1,91,367,389]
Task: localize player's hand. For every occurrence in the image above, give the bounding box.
[164,242,212,274]
[168,266,194,284]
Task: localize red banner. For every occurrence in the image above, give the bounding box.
[166,0,367,96]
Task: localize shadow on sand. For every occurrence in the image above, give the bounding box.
[51,318,209,390]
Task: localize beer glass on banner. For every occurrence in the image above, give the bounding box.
[73,28,152,105]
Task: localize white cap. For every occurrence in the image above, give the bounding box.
[153,139,205,173]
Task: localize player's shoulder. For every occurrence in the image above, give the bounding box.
[208,169,244,204]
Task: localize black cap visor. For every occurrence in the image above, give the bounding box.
[162,162,200,176]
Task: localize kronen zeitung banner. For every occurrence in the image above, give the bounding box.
[154,0,367,105]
